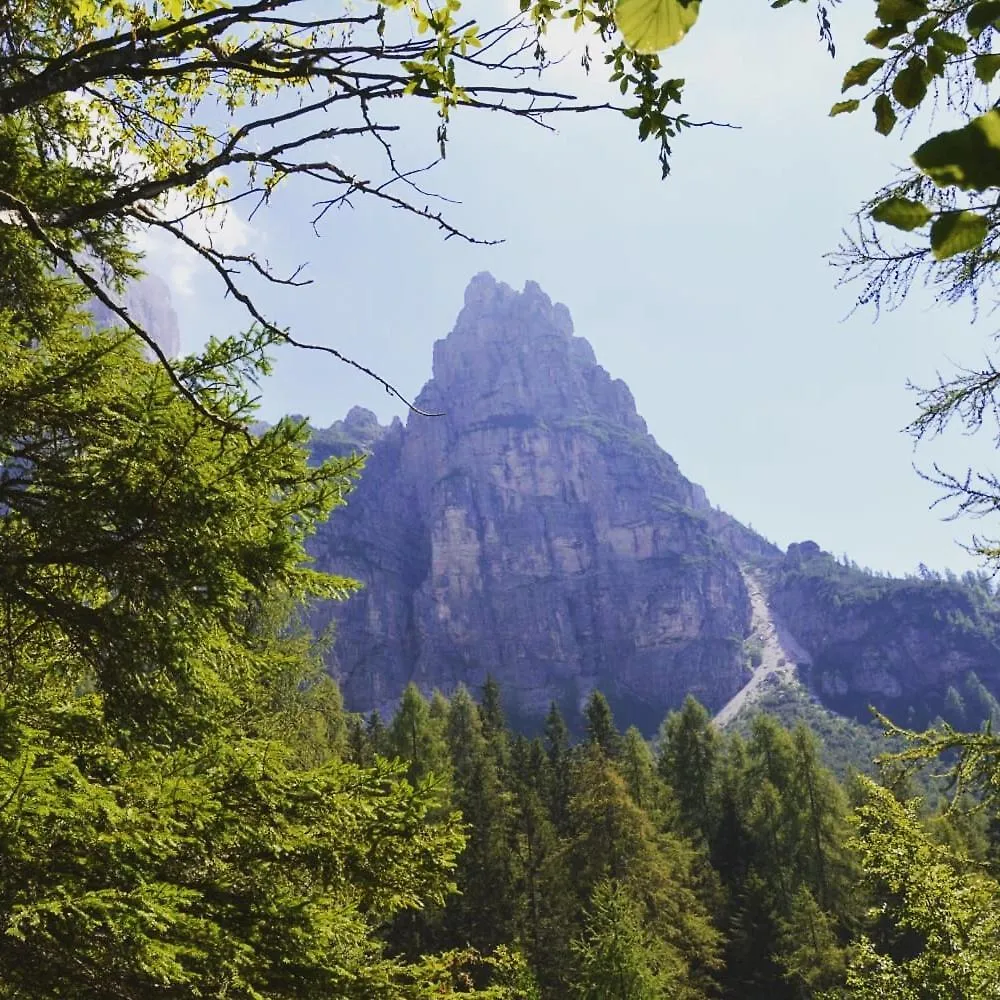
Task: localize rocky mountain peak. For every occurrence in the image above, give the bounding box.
[306,274,1000,733]
[414,272,645,434]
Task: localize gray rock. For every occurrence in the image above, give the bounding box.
[87,272,181,358]
[306,274,1000,732]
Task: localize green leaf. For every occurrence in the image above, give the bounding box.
[875,0,927,24]
[974,53,1000,82]
[913,111,1000,189]
[926,42,949,77]
[967,0,1000,37]
[842,57,886,91]
[871,196,933,230]
[830,99,861,116]
[615,0,700,53]
[929,210,989,259]
[874,93,897,134]
[865,23,908,47]
[892,57,928,108]
[931,30,967,54]
[913,16,940,42]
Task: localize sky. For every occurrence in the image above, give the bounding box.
[146,0,1000,578]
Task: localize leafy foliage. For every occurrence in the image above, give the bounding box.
[0,238,530,999]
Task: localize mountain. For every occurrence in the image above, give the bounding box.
[307,273,1000,733]
[87,272,181,358]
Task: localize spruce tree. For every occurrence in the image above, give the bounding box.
[657,696,720,842]
[584,691,621,759]
[387,683,452,788]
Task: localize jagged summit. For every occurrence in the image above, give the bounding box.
[414,273,647,437]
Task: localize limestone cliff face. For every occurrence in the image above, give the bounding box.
[310,274,754,727]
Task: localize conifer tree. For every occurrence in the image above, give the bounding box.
[543,702,573,833]
[570,879,686,1000]
[567,748,721,995]
[618,726,665,817]
[657,696,720,842]
[444,685,518,952]
[584,691,622,759]
[0,262,513,998]
[837,780,1000,1000]
[387,683,452,788]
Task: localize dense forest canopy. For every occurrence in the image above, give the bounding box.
[4,0,1000,997]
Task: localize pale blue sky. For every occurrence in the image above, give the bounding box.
[152,0,1000,577]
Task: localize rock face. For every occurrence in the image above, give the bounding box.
[87,273,181,358]
[310,274,756,728]
[309,274,1000,732]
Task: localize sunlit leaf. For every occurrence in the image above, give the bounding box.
[830,99,861,116]
[615,0,700,54]
[865,24,908,47]
[913,16,940,43]
[974,53,1000,82]
[871,196,932,230]
[931,30,967,54]
[913,111,1000,189]
[930,211,989,259]
[875,0,927,24]
[842,58,885,91]
[967,0,1000,37]
[874,94,897,135]
[892,57,928,108]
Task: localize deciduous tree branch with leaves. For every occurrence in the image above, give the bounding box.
[0,0,733,420]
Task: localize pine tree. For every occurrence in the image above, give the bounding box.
[584,691,621,759]
[387,683,452,788]
[657,696,720,842]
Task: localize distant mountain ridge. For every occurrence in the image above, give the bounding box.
[305,274,1000,733]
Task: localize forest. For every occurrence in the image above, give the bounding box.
[5,0,1000,998]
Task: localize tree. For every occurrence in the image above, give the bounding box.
[566,749,722,996]
[777,887,848,999]
[570,879,686,1000]
[443,685,519,953]
[387,682,452,788]
[543,702,573,833]
[819,0,1000,561]
[0,281,529,997]
[657,696,719,842]
[835,779,1000,1000]
[584,691,622,759]
[618,726,664,816]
